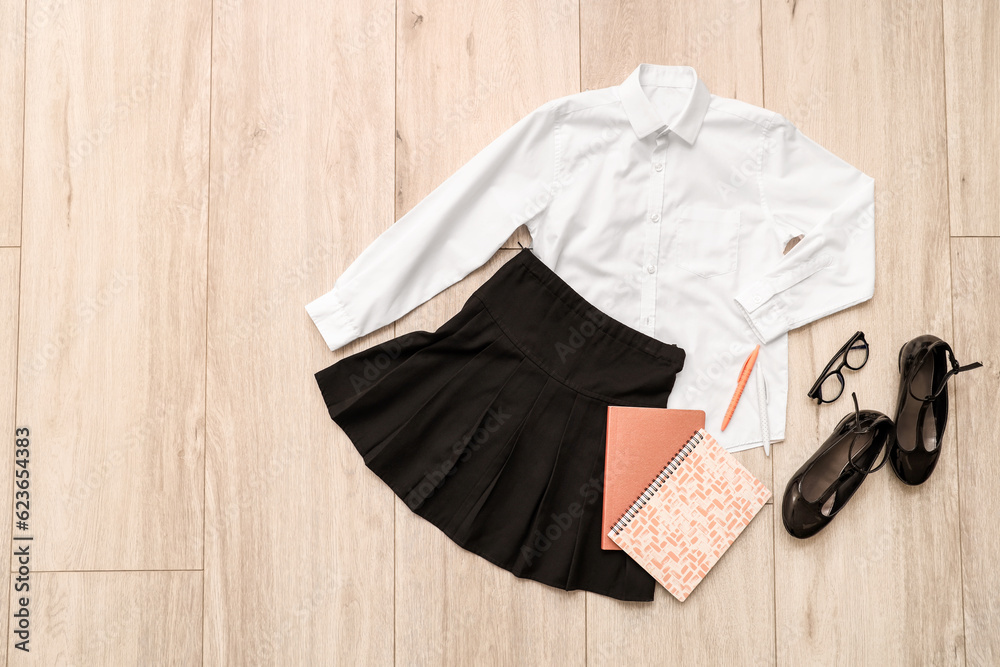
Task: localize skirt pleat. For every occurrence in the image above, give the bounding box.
[318,307,501,453]
[359,337,517,493]
[563,417,655,596]
[313,250,685,602]
[405,357,542,523]
[451,374,567,556]
[521,394,603,588]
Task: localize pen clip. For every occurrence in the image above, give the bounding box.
[755,360,770,456]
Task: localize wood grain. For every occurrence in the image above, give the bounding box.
[587,506,775,666]
[764,1,965,664]
[3,1,998,664]
[395,0,579,250]
[203,0,396,663]
[579,2,775,664]
[393,5,581,661]
[17,0,210,571]
[6,571,201,666]
[943,0,1000,236]
[0,0,24,245]
[581,0,763,103]
[0,249,18,662]
[952,238,1000,666]
[392,250,587,666]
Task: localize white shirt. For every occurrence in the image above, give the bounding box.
[307,64,875,452]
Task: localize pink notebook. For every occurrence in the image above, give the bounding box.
[608,429,770,602]
[602,407,706,550]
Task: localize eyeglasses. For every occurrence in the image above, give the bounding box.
[807,331,869,404]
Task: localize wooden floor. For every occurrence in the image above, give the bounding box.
[1,0,998,665]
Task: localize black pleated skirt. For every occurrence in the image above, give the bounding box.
[315,249,685,601]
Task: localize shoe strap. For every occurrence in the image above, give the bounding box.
[905,343,983,403]
[846,392,890,476]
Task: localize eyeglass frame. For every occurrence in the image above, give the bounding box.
[807,331,870,404]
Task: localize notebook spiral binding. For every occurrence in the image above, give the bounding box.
[610,429,705,536]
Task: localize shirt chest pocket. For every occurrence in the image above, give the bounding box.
[673,207,741,278]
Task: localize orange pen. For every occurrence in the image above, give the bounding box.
[721,345,760,431]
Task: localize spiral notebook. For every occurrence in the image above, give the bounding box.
[601,407,706,550]
[608,429,770,602]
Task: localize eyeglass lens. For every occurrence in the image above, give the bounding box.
[817,372,845,403]
[845,340,869,370]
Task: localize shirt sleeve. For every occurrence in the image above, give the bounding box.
[734,113,876,344]
[306,102,558,351]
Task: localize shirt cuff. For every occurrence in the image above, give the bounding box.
[734,280,789,345]
[306,289,359,351]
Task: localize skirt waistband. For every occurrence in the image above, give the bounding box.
[473,249,685,404]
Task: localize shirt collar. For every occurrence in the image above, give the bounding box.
[619,65,711,144]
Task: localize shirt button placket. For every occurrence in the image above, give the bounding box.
[639,134,667,336]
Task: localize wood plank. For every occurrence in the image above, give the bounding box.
[393,4,582,663]
[204,0,396,663]
[0,0,24,244]
[587,507,774,666]
[6,571,201,665]
[581,0,764,103]
[763,1,965,664]
[395,0,579,250]
[0,249,18,660]
[579,2,774,664]
[580,0,771,495]
[943,1,1000,236]
[17,0,210,571]
[952,238,1000,665]
[392,250,587,666]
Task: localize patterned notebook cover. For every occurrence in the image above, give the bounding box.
[608,429,771,602]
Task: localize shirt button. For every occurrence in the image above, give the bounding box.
[646,265,656,274]
[653,163,663,172]
[650,213,660,223]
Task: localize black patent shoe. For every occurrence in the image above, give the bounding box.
[890,335,982,485]
[782,393,894,539]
